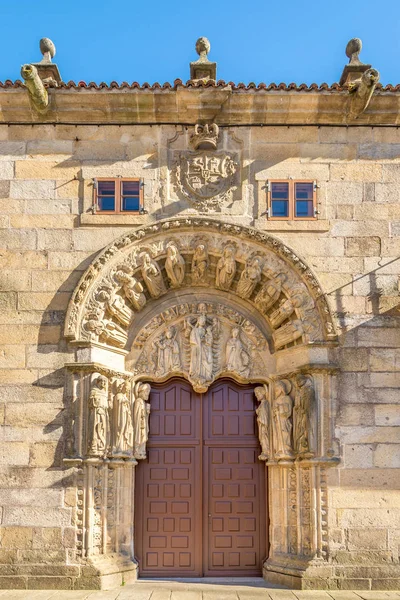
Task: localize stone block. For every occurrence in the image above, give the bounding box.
[318,272,353,295]
[24,199,72,215]
[0,250,47,270]
[0,369,38,385]
[0,442,29,466]
[345,237,381,257]
[0,384,63,404]
[0,489,62,507]
[31,270,80,293]
[74,141,127,160]
[15,160,79,180]
[32,527,63,549]
[335,205,354,220]
[0,292,17,311]
[374,444,400,468]
[0,141,26,156]
[357,327,399,348]
[340,348,369,372]
[375,405,400,426]
[0,527,33,549]
[0,269,31,292]
[330,162,382,182]
[331,550,394,565]
[72,227,126,251]
[0,576,26,589]
[326,181,363,205]
[26,140,74,155]
[10,214,75,229]
[10,180,56,200]
[375,182,400,203]
[330,220,388,237]
[337,404,375,426]
[344,444,374,469]
[0,345,26,369]
[47,251,93,271]
[0,161,14,179]
[347,528,387,551]
[18,291,70,312]
[5,403,62,428]
[56,179,80,200]
[360,373,400,388]
[358,142,400,159]
[354,203,389,221]
[338,508,400,528]
[28,576,73,589]
[339,468,400,490]
[30,442,61,467]
[0,229,37,250]
[26,345,73,369]
[2,507,72,528]
[37,229,73,251]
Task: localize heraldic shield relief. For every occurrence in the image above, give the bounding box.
[176,151,239,210]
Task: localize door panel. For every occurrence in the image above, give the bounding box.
[135,378,266,577]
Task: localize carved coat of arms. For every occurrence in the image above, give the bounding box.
[176,151,239,210]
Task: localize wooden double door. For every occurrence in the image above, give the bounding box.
[135,379,267,577]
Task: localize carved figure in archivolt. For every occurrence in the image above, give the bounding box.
[154,326,181,375]
[237,255,262,299]
[273,379,294,460]
[84,317,128,349]
[88,375,110,456]
[114,381,133,454]
[165,242,185,288]
[192,244,209,284]
[225,326,250,378]
[255,385,271,461]
[141,252,166,298]
[216,244,237,290]
[255,273,287,313]
[133,382,151,459]
[270,292,307,329]
[274,319,304,349]
[97,288,133,327]
[293,374,315,457]
[115,269,146,312]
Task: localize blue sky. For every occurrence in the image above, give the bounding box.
[1,0,399,85]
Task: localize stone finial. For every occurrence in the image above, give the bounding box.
[339,37,371,86]
[190,36,217,81]
[39,37,56,63]
[31,37,61,84]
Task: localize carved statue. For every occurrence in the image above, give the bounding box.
[97,289,133,327]
[237,256,262,299]
[215,245,237,290]
[165,243,185,288]
[114,381,134,454]
[185,314,213,385]
[88,375,110,456]
[21,64,48,112]
[255,385,271,461]
[85,318,128,348]
[115,270,146,312]
[225,327,250,378]
[133,382,151,459]
[255,273,286,313]
[273,380,294,460]
[348,68,380,119]
[154,326,181,375]
[293,374,315,457]
[192,244,209,284]
[273,319,304,349]
[141,253,166,298]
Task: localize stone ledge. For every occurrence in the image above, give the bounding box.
[255,218,330,232]
[80,213,147,226]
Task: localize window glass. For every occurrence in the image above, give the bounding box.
[121,180,140,212]
[295,182,314,217]
[271,182,289,217]
[97,181,115,211]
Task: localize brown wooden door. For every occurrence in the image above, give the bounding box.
[135,379,267,577]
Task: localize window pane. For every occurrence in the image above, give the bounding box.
[271,182,289,199]
[122,180,140,195]
[295,182,313,200]
[97,181,115,196]
[98,196,115,211]
[272,200,289,217]
[296,200,313,217]
[122,196,140,211]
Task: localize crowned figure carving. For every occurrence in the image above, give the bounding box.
[190,123,219,150]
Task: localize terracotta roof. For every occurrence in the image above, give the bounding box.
[0,79,399,92]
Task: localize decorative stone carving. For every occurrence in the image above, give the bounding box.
[255,385,271,461]
[133,382,151,460]
[140,252,166,298]
[165,242,185,287]
[269,292,307,329]
[184,313,216,391]
[97,288,133,327]
[190,36,216,81]
[88,375,110,457]
[153,326,181,375]
[113,381,134,455]
[115,269,146,311]
[255,273,287,313]
[272,379,294,460]
[273,319,304,349]
[190,123,219,150]
[237,255,262,299]
[348,67,380,119]
[216,244,237,290]
[192,243,209,284]
[21,64,48,112]
[293,374,315,457]
[84,318,128,349]
[225,327,250,378]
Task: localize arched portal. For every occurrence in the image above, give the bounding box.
[63,217,339,589]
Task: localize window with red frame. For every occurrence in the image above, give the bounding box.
[94,178,143,213]
[267,180,317,220]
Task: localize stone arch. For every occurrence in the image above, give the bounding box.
[63,218,339,589]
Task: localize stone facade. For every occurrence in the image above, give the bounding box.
[0,39,399,591]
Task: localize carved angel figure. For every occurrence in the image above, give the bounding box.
[273,319,304,349]
[154,327,181,375]
[273,379,294,460]
[192,244,209,284]
[215,245,236,290]
[225,327,250,378]
[115,270,146,312]
[97,289,133,327]
[237,256,262,299]
[141,253,166,298]
[255,385,271,460]
[255,273,286,313]
[165,243,185,288]
[88,375,110,456]
[85,318,128,348]
[293,374,315,457]
[133,382,151,459]
[114,381,134,454]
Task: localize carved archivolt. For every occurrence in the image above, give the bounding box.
[65,219,336,356]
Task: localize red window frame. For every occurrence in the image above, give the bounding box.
[267,180,317,220]
[93,178,143,214]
